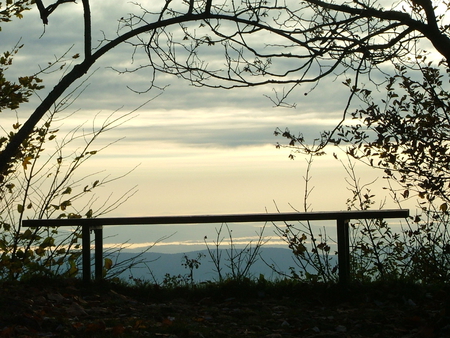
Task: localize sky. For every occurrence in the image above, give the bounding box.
[1,1,412,253]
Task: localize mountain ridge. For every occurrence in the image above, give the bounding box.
[106,247,312,283]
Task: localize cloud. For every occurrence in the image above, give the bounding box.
[103,236,288,252]
[3,1,353,119]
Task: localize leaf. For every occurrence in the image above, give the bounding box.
[85,321,106,332]
[162,317,174,325]
[104,258,113,270]
[40,237,55,248]
[112,325,125,335]
[85,209,93,218]
[440,203,448,213]
[22,156,32,169]
[17,204,24,213]
[68,260,78,277]
[62,187,72,195]
[60,200,71,211]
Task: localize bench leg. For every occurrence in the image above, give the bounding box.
[94,227,103,281]
[337,218,350,285]
[82,225,91,283]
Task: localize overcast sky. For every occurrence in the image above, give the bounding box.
[2,1,405,252]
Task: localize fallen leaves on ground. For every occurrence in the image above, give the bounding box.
[0,278,449,337]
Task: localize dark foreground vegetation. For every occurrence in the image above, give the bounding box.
[1,276,450,338]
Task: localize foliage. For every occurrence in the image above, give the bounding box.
[1,1,44,112]
[275,62,450,284]
[204,222,267,282]
[335,63,450,283]
[103,234,175,283]
[0,0,34,28]
[0,43,44,113]
[272,156,338,283]
[342,159,402,282]
[274,221,337,283]
[181,252,205,285]
[0,104,137,280]
[274,150,450,284]
[345,158,450,283]
[0,4,149,282]
[338,63,450,204]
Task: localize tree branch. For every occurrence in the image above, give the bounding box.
[82,0,91,58]
[35,0,77,25]
[35,0,48,24]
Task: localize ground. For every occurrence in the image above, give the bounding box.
[0,278,449,337]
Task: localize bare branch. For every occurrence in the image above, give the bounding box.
[36,0,76,25]
[82,0,91,58]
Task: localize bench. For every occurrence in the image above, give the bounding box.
[22,209,409,284]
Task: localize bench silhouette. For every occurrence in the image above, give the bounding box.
[22,209,409,284]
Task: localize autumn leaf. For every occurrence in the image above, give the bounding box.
[68,260,78,277]
[72,322,84,330]
[104,258,113,270]
[22,156,32,169]
[162,317,174,325]
[193,317,205,322]
[85,321,106,332]
[112,325,125,335]
[60,200,71,211]
[62,187,72,195]
[134,320,147,329]
[85,209,93,218]
[402,190,409,198]
[5,183,14,193]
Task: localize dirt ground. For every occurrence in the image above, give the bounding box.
[1,279,449,337]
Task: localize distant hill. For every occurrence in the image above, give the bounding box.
[106,247,336,283]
